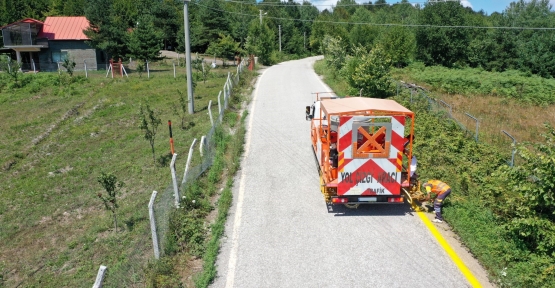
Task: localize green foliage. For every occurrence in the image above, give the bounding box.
[84,0,129,59]
[0,58,22,87]
[322,35,347,73]
[245,19,275,66]
[127,14,164,61]
[398,65,555,105]
[96,172,124,233]
[415,1,471,67]
[138,103,162,164]
[205,33,241,67]
[172,89,190,130]
[61,57,76,77]
[377,26,416,68]
[349,45,393,98]
[135,60,145,78]
[192,56,212,83]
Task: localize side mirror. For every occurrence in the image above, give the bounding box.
[305,106,313,120]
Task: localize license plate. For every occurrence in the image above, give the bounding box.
[358,197,377,202]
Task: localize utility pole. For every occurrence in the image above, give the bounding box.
[184,0,194,114]
[279,25,281,52]
[259,10,266,26]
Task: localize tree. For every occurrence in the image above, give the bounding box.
[415,1,471,67]
[377,26,416,67]
[84,0,129,59]
[96,172,124,233]
[349,45,392,98]
[322,35,347,73]
[205,33,241,67]
[245,19,275,66]
[0,58,22,87]
[185,0,231,53]
[61,57,76,76]
[127,15,164,62]
[139,103,162,164]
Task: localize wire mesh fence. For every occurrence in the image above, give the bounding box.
[151,60,245,260]
[0,57,243,80]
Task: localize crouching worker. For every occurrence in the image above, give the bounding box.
[422,180,452,223]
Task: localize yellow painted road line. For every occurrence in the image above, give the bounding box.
[415,209,482,288]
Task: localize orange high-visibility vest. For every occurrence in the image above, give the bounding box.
[425,180,451,196]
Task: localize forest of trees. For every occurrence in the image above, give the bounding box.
[1,0,555,77]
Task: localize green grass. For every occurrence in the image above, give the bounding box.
[0,62,246,287]
[393,63,555,105]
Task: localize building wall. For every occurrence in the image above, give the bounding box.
[38,40,100,72]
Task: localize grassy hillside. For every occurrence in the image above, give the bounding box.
[0,63,245,287]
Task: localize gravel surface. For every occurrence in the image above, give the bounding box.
[210,56,482,288]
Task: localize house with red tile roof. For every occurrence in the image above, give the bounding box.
[1,17,105,72]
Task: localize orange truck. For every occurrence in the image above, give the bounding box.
[305,93,419,207]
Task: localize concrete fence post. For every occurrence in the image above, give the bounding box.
[200,135,206,157]
[146,60,150,79]
[173,61,176,79]
[84,60,88,78]
[32,59,36,74]
[182,139,198,185]
[217,91,222,123]
[148,191,160,259]
[92,265,107,288]
[170,153,179,208]
[208,100,214,126]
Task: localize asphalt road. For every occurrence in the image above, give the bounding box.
[211,56,472,288]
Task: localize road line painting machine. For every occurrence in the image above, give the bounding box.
[306,93,425,208]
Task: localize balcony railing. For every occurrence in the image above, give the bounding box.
[2,22,41,47]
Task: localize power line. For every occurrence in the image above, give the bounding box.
[223,0,459,8]
[196,2,555,30]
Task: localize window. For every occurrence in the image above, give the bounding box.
[52,51,68,63]
[352,117,392,159]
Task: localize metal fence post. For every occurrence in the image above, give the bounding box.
[182,139,198,185]
[439,99,452,117]
[146,60,150,79]
[148,191,160,259]
[93,265,107,288]
[170,153,179,208]
[32,59,36,73]
[465,113,480,142]
[173,61,176,79]
[502,130,516,167]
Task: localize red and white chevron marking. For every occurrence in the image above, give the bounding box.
[337,116,406,196]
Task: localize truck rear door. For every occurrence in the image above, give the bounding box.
[337,115,406,197]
